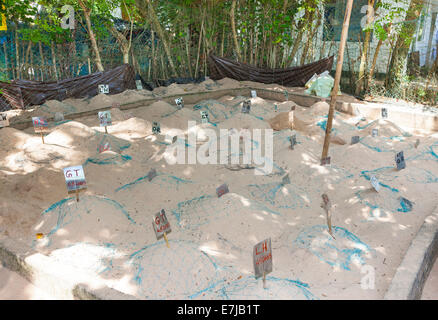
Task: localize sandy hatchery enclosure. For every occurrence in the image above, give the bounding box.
[1,78,438,300]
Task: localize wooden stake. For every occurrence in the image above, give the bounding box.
[76,189,79,202]
[321,0,354,161]
[41,132,45,144]
[163,232,170,248]
[105,126,108,134]
[263,272,266,289]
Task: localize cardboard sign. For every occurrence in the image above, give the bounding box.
[253,238,272,279]
[98,111,112,127]
[251,90,257,98]
[242,100,251,113]
[98,84,109,94]
[63,165,87,193]
[216,183,229,198]
[372,129,378,137]
[382,108,388,118]
[135,80,143,90]
[370,175,380,192]
[175,97,184,109]
[147,168,157,181]
[321,156,331,166]
[153,209,171,239]
[98,141,110,153]
[152,122,161,134]
[200,111,209,124]
[290,134,297,150]
[351,136,360,145]
[32,117,49,133]
[0,113,9,128]
[395,151,406,170]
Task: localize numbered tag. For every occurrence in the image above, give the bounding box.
[370,175,380,192]
[175,97,184,109]
[32,117,49,133]
[290,134,297,150]
[372,129,378,137]
[147,168,157,181]
[251,90,257,98]
[395,151,405,170]
[381,108,388,118]
[241,100,251,114]
[274,104,278,112]
[135,80,143,90]
[63,165,87,193]
[216,183,229,198]
[152,122,161,134]
[200,111,209,124]
[153,209,171,239]
[0,112,9,128]
[321,156,331,166]
[253,238,272,279]
[98,84,109,94]
[98,111,112,127]
[281,174,290,185]
[351,136,360,145]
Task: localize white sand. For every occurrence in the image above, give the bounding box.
[1,80,438,300]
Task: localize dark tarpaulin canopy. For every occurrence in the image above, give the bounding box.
[0,64,136,111]
[207,54,334,87]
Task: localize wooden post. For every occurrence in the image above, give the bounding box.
[41,132,45,144]
[321,0,354,161]
[263,272,266,288]
[76,189,79,202]
[105,126,108,134]
[163,232,170,248]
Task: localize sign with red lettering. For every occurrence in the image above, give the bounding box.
[216,183,229,198]
[32,117,49,133]
[63,165,87,193]
[0,113,9,128]
[153,209,171,239]
[253,238,272,278]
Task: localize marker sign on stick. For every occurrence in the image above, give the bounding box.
[381,108,388,118]
[242,100,251,113]
[0,113,9,128]
[290,134,297,150]
[175,97,184,109]
[281,173,290,185]
[253,238,272,280]
[251,90,257,98]
[153,209,171,248]
[98,111,112,127]
[321,156,331,166]
[395,151,406,170]
[147,168,157,181]
[216,183,229,198]
[63,165,87,197]
[200,111,209,124]
[351,136,360,145]
[32,117,49,133]
[372,129,378,137]
[152,122,161,134]
[98,84,109,94]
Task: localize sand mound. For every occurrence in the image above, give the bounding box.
[268,111,294,131]
[359,119,408,137]
[88,93,114,109]
[217,113,271,130]
[133,101,176,121]
[106,117,152,140]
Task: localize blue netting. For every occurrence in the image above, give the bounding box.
[294,225,372,271]
[247,182,309,209]
[116,171,193,192]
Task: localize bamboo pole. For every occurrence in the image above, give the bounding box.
[321,0,354,161]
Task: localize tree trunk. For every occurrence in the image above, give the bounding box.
[50,41,58,80]
[78,0,104,72]
[386,0,423,91]
[230,0,241,61]
[355,0,375,96]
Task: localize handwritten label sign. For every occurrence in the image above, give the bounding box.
[381,108,388,118]
[216,183,229,198]
[63,165,87,193]
[251,90,257,98]
[321,156,331,166]
[253,238,272,279]
[370,175,380,192]
[290,134,297,150]
[98,84,109,94]
[32,117,49,133]
[242,100,251,113]
[98,111,112,127]
[200,111,209,124]
[175,97,184,109]
[0,113,9,128]
[351,136,360,145]
[395,151,405,170]
[135,80,143,90]
[153,209,171,239]
[372,129,378,137]
[152,122,161,134]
